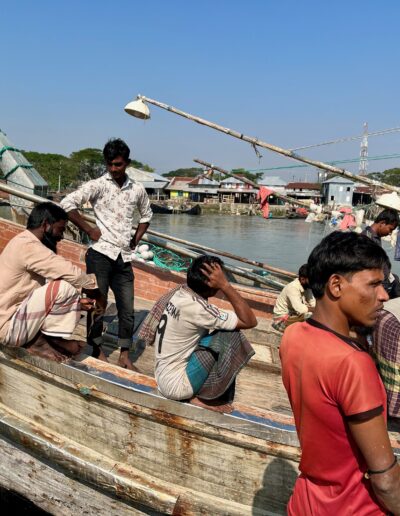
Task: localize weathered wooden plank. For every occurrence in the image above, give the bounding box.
[0,351,300,513]
[0,437,158,515]
[0,349,298,448]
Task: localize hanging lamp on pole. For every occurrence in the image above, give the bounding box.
[123,94,400,196]
[124,95,151,120]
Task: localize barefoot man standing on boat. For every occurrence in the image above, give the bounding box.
[61,138,152,369]
[138,255,257,413]
[280,232,400,515]
[0,202,100,361]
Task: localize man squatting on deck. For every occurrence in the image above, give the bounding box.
[0,203,101,361]
[138,255,257,413]
[61,138,153,370]
[280,232,400,515]
[272,264,315,332]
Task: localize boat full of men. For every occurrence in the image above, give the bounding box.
[1,137,400,514]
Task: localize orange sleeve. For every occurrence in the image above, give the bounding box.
[335,351,386,419]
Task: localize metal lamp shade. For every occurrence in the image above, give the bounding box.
[124,98,150,120]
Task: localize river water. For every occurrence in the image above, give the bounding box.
[151,214,400,275]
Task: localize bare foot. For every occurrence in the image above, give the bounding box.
[25,334,68,363]
[189,397,234,414]
[118,350,139,371]
[46,337,85,357]
[92,346,109,362]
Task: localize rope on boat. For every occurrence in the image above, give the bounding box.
[0,146,21,158]
[4,164,34,177]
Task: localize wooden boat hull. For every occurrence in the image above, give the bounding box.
[0,347,300,514]
[2,217,398,514]
[183,204,201,215]
[150,203,173,214]
[0,217,294,514]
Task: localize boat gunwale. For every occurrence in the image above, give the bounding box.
[0,347,300,455]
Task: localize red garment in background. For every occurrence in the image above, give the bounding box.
[339,213,356,230]
[257,187,274,218]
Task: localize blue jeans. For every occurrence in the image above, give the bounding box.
[86,248,134,349]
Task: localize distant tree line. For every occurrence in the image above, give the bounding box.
[163,166,264,183]
[367,168,400,186]
[17,149,154,190]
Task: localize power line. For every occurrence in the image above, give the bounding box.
[249,152,400,173]
[289,126,400,151]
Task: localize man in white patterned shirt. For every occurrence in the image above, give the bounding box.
[61,138,153,369]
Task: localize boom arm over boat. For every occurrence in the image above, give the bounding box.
[128,95,400,194]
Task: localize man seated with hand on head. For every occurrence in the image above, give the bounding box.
[0,202,103,362]
[138,255,257,413]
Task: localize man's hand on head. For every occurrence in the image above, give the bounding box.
[201,262,230,291]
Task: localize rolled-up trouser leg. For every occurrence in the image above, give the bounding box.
[5,280,80,347]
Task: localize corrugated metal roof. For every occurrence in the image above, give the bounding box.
[141,181,168,189]
[126,167,166,182]
[259,175,287,186]
[220,176,245,184]
[189,176,219,186]
[322,176,355,184]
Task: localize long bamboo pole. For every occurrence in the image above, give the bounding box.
[0,182,295,278]
[136,95,400,194]
[142,234,286,290]
[144,225,296,280]
[194,158,311,209]
[0,182,289,287]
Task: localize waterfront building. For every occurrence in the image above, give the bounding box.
[258,175,287,206]
[321,176,355,207]
[126,167,169,200]
[165,176,193,199]
[218,175,258,203]
[186,176,220,203]
[258,175,287,192]
[285,181,322,203]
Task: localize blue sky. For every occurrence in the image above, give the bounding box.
[2,1,400,179]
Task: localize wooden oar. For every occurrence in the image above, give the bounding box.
[134,95,400,194]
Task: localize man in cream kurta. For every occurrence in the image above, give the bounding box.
[273,264,315,331]
[0,202,99,361]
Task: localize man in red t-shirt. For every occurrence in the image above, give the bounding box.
[280,231,400,515]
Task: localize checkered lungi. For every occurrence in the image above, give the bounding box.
[5,280,81,347]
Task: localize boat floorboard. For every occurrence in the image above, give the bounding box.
[71,297,291,417]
